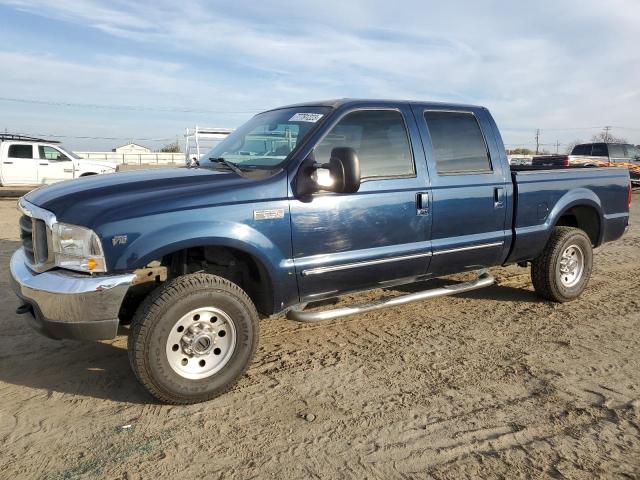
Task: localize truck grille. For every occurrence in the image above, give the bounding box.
[19,214,49,266]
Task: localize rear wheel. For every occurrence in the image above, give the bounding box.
[531,226,593,302]
[128,273,259,404]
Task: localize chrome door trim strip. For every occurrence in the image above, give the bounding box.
[432,241,503,256]
[301,252,432,276]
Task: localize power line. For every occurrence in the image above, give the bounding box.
[10,131,176,141]
[0,96,263,114]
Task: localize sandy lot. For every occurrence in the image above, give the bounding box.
[1,196,639,479]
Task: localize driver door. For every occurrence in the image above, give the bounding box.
[289,105,433,303]
[38,145,74,184]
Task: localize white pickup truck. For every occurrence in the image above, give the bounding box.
[0,135,117,186]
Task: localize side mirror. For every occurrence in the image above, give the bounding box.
[295,147,361,196]
[186,156,200,168]
[327,147,361,193]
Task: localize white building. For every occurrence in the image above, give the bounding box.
[112,143,151,154]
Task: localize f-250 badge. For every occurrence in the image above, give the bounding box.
[253,209,285,220]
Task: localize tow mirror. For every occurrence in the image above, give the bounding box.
[327,147,361,193]
[295,147,361,196]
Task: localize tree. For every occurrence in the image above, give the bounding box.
[565,139,583,154]
[590,132,628,144]
[507,148,535,155]
[160,141,181,153]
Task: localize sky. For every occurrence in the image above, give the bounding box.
[0,0,639,152]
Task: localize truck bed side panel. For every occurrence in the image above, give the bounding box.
[506,167,629,264]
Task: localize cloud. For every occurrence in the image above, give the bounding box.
[0,0,638,149]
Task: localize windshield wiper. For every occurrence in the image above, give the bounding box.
[208,157,249,176]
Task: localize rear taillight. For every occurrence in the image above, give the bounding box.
[562,156,569,167]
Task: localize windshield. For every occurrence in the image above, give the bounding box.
[203,106,330,169]
[626,145,640,161]
[59,146,82,159]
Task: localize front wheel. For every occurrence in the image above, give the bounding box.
[128,273,259,404]
[531,226,593,302]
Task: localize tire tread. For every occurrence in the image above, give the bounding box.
[128,273,259,404]
[531,226,592,303]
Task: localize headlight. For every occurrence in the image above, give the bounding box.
[52,223,107,273]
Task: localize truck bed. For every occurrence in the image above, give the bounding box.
[506,166,630,264]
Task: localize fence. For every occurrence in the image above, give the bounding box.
[75,151,184,165]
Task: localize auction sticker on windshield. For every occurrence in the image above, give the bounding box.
[289,113,324,123]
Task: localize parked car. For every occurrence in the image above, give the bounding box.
[0,134,116,186]
[532,142,640,185]
[507,155,532,166]
[10,100,631,404]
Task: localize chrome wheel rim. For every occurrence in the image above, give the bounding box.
[166,307,237,380]
[559,244,584,287]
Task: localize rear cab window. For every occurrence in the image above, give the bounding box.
[591,143,608,157]
[423,111,492,174]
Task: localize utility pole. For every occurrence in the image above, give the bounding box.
[603,126,611,143]
[556,140,560,154]
[535,129,540,155]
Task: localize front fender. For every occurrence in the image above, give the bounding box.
[113,219,290,274]
[101,213,298,313]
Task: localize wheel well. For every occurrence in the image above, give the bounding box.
[162,246,274,316]
[555,205,600,245]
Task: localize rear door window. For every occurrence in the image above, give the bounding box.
[591,144,608,157]
[423,111,492,174]
[8,144,34,159]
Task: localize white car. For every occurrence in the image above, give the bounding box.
[0,135,117,186]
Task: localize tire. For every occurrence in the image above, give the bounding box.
[128,273,259,404]
[531,226,593,302]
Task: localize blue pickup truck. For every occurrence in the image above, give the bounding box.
[10,99,631,404]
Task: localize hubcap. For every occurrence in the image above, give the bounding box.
[166,307,237,380]
[559,244,584,287]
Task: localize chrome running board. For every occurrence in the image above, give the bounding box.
[287,271,495,323]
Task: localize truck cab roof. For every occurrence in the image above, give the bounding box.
[267,98,483,112]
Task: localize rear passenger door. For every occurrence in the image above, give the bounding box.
[412,106,509,276]
[3,143,38,185]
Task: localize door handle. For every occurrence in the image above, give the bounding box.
[416,192,429,215]
[494,187,505,208]
[3,161,13,164]
[39,163,48,166]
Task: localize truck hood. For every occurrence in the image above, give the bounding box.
[75,159,117,171]
[25,167,283,228]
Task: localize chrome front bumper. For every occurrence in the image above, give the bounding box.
[9,248,135,340]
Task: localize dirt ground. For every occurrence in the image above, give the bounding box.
[1,196,639,479]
